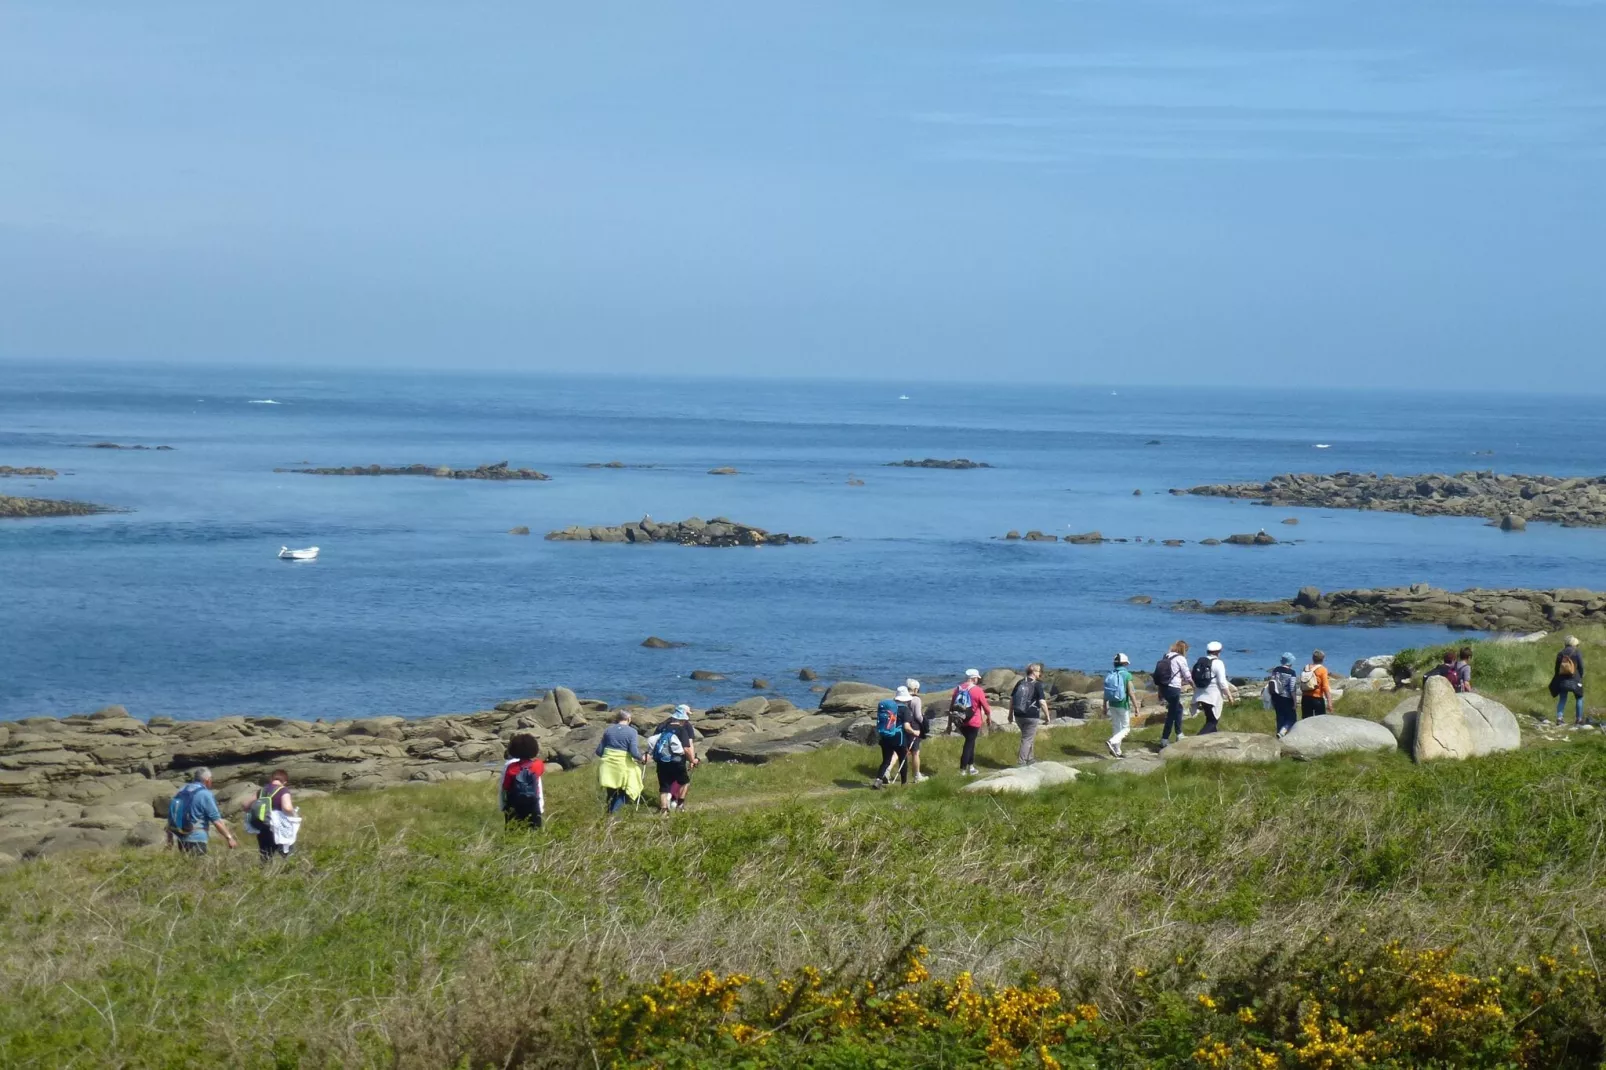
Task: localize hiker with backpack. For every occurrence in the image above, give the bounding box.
[901,680,930,783]
[1424,650,1461,691]
[1455,647,1474,693]
[243,768,299,860]
[871,696,909,789]
[500,733,546,828]
[165,768,237,855]
[1153,641,1192,749]
[651,706,699,813]
[1192,642,1237,734]
[952,669,991,776]
[1267,654,1300,738]
[1300,650,1332,718]
[595,709,646,815]
[1009,663,1050,766]
[1552,636,1587,725]
[1102,654,1140,758]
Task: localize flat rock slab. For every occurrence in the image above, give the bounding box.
[1280,716,1397,760]
[1160,732,1281,764]
[1097,756,1166,776]
[961,762,1080,795]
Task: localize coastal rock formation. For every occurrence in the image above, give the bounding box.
[546,517,814,547]
[1174,584,1605,633]
[1064,531,1105,544]
[0,495,113,519]
[0,467,57,479]
[885,458,993,470]
[1223,531,1278,546]
[707,467,739,476]
[1189,470,1606,528]
[1279,716,1397,760]
[279,461,550,480]
[81,443,174,451]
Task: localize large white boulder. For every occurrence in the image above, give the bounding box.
[1411,678,1521,762]
[1160,732,1281,764]
[1280,715,1397,760]
[961,762,1080,795]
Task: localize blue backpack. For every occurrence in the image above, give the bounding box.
[875,699,902,739]
[952,685,973,712]
[1103,669,1128,704]
[653,726,685,763]
[166,783,199,836]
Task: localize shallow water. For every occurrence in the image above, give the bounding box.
[3,361,1602,720]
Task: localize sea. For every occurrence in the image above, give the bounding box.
[3,361,1603,722]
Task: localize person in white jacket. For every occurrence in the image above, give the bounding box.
[1193,641,1238,735]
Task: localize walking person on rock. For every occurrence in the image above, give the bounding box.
[1268,654,1300,738]
[1009,663,1050,765]
[1154,641,1191,749]
[245,768,300,860]
[651,706,699,813]
[1102,654,1139,758]
[595,710,646,816]
[1192,642,1237,734]
[952,669,991,776]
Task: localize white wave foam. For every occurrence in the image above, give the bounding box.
[248,399,281,405]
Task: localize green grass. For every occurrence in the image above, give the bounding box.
[1,630,1604,1067]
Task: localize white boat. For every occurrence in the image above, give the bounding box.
[898,394,910,400]
[278,546,319,561]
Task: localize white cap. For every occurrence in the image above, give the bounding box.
[1206,641,1223,653]
[895,685,912,701]
[905,678,921,692]
[964,668,981,679]
[1114,653,1129,665]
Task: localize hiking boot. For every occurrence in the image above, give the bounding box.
[1105,739,1119,758]
[1158,738,1171,750]
[964,765,979,776]
[870,779,884,790]
[914,774,929,783]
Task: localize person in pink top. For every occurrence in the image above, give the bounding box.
[951,669,992,776]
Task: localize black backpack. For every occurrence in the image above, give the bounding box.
[1191,657,1214,689]
[1154,656,1175,689]
[506,761,542,819]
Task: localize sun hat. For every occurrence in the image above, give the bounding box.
[895,685,912,701]
[672,704,691,720]
[1206,641,1223,654]
[1567,635,1581,646]
[965,668,981,679]
[1280,652,1294,666]
[1114,653,1129,665]
[905,678,921,692]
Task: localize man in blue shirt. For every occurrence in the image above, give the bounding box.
[166,767,238,855]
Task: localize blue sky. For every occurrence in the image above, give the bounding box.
[1,1,1601,385]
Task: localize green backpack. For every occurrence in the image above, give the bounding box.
[249,786,277,827]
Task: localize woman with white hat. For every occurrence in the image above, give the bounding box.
[1193,641,1237,735]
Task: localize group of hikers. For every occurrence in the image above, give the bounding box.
[164,766,301,859]
[166,636,1591,844]
[865,640,1335,776]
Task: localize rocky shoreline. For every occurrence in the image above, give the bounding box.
[546,516,814,546]
[1189,471,1606,528]
[0,494,114,519]
[277,461,550,480]
[1,661,1407,863]
[1174,584,1605,633]
[0,466,58,478]
[1002,530,1280,546]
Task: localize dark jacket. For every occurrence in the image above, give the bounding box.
[1554,646,1586,694]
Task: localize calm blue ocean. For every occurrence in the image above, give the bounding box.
[3,361,1603,721]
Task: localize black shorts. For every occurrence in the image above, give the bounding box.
[656,760,690,792]
[906,735,922,753]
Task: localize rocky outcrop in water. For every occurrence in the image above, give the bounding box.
[1174,584,1605,632]
[0,495,113,519]
[1188,471,1606,528]
[0,467,58,479]
[546,517,814,546]
[885,458,993,470]
[279,461,550,480]
[79,443,175,451]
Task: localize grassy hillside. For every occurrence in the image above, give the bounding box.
[0,630,1602,1068]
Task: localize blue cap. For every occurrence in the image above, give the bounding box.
[1280,652,1294,665]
